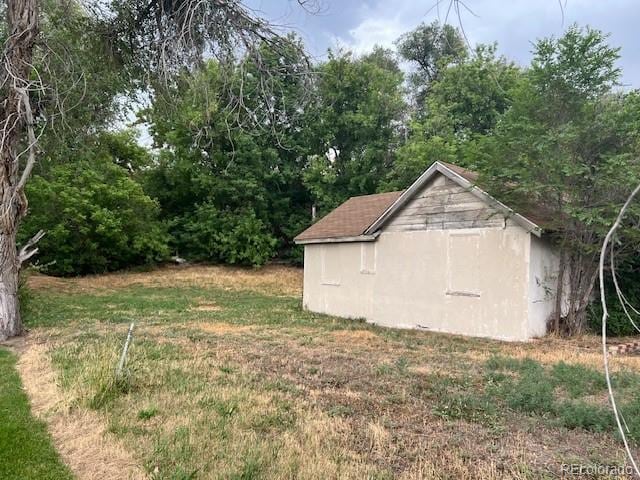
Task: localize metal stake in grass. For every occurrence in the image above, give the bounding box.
[116,322,135,380]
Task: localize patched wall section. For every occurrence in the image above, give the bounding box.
[528,235,561,337]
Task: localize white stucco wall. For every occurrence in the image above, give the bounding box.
[527,235,561,337]
[303,225,539,341]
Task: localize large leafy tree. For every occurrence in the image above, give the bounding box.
[229,35,315,260]
[303,47,405,213]
[423,44,520,137]
[384,44,520,190]
[143,60,300,265]
[396,20,467,111]
[0,0,313,340]
[33,1,140,168]
[476,25,640,334]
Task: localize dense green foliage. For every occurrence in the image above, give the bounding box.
[21,146,168,276]
[141,46,404,264]
[590,266,640,336]
[471,26,640,333]
[142,61,303,265]
[302,48,405,213]
[0,349,73,480]
[383,44,520,190]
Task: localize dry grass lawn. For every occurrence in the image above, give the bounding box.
[17,264,640,479]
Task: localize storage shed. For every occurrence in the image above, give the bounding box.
[294,161,560,341]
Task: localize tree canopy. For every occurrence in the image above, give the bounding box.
[473,25,640,334]
[396,20,467,110]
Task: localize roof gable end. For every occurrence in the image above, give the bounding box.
[364,161,542,237]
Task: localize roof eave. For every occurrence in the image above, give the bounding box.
[294,233,379,245]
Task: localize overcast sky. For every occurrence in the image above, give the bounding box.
[245,0,639,88]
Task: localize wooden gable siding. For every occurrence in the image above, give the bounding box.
[383,174,506,232]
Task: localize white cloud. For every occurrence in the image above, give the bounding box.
[339,16,405,54]
[314,0,638,87]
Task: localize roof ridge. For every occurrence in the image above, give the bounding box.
[295,161,551,244]
[346,190,404,200]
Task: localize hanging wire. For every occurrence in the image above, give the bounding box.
[599,182,640,477]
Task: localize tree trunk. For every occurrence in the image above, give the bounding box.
[552,250,567,334]
[571,262,599,335]
[0,0,39,341]
[0,233,21,340]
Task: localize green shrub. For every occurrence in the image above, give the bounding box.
[588,301,640,336]
[588,269,640,336]
[172,203,277,266]
[21,159,169,276]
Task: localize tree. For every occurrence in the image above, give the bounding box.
[20,151,168,276]
[396,20,467,110]
[143,61,291,265]
[0,0,314,340]
[33,1,141,168]
[383,44,520,191]
[423,44,520,137]
[302,48,405,213]
[475,25,640,335]
[0,0,41,339]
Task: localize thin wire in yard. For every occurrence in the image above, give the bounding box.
[599,181,640,477]
[610,246,640,334]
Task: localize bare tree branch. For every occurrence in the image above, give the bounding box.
[18,228,44,264]
[16,88,39,194]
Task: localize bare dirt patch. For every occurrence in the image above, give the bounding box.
[15,338,146,480]
[27,264,303,296]
[331,329,380,344]
[189,300,222,312]
[471,334,640,371]
[189,321,253,335]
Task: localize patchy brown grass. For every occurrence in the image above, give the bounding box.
[331,329,380,344]
[184,326,633,475]
[189,299,222,312]
[19,264,640,479]
[15,339,146,480]
[27,263,303,296]
[189,321,253,334]
[485,334,640,371]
